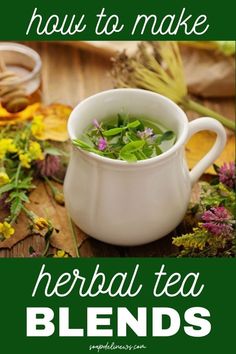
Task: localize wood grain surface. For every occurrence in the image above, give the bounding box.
[0,42,235,258]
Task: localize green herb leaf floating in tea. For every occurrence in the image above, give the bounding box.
[120,140,145,154]
[126,120,141,129]
[109,136,120,145]
[120,152,137,162]
[72,139,102,155]
[73,139,93,149]
[103,127,124,137]
[155,145,162,156]
[125,130,139,142]
[75,116,176,162]
[143,144,154,158]
[103,120,141,136]
[155,131,175,145]
[162,130,175,140]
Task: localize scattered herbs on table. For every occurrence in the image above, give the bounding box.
[73,114,176,162]
[0,116,66,247]
[173,162,235,257]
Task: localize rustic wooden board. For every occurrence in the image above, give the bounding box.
[0,42,235,258]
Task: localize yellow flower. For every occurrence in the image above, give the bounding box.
[29,141,44,161]
[53,249,69,258]
[19,142,43,168]
[34,217,49,231]
[31,115,45,138]
[19,152,31,168]
[0,138,17,160]
[7,140,17,153]
[0,172,10,186]
[20,132,27,140]
[0,222,15,239]
[54,191,65,205]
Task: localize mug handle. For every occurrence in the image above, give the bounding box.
[187,117,227,186]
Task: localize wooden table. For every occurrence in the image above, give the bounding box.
[0,42,234,258]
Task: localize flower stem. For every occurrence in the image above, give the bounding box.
[67,213,80,258]
[51,176,64,184]
[183,98,235,131]
[43,176,64,205]
[42,239,50,257]
[21,204,34,220]
[43,176,55,193]
[14,163,21,186]
[8,164,22,224]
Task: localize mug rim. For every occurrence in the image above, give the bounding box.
[68,88,189,167]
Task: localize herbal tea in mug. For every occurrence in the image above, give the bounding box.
[64,89,226,246]
[73,115,176,162]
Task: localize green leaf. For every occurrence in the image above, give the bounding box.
[0,177,34,197]
[135,151,145,160]
[155,131,175,145]
[103,127,124,137]
[81,134,95,147]
[155,145,162,155]
[73,138,94,149]
[19,192,29,203]
[0,183,15,195]
[109,136,120,145]
[162,130,175,140]
[10,197,23,219]
[125,131,139,141]
[103,151,118,159]
[8,191,19,201]
[155,135,162,145]
[127,120,141,129]
[44,146,64,156]
[143,144,153,158]
[72,139,102,155]
[120,140,145,154]
[119,152,137,162]
[18,177,34,190]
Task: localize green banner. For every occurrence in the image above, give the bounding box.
[0,258,235,353]
[0,0,235,40]
[0,0,235,353]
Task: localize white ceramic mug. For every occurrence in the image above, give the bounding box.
[64,89,226,246]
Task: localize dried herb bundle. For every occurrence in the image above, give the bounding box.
[0,117,65,242]
[111,42,235,131]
